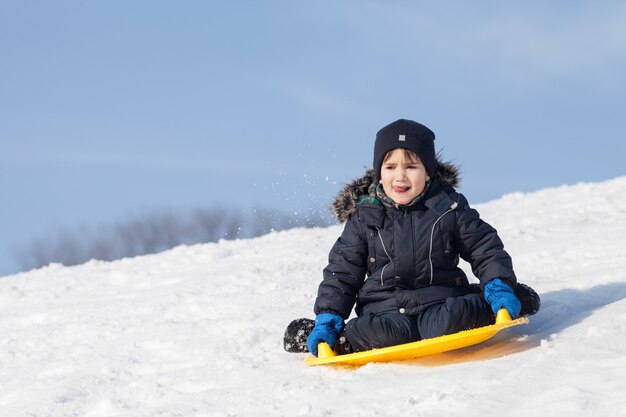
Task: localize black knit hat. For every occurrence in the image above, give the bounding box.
[373,119,437,180]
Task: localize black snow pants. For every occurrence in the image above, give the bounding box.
[344,293,492,352]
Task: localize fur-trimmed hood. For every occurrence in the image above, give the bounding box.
[331,159,461,223]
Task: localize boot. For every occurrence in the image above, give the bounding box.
[283,318,314,352]
[515,283,541,316]
[283,318,354,355]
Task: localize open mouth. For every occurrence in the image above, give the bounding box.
[393,185,411,193]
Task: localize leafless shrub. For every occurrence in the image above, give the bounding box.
[14,206,332,271]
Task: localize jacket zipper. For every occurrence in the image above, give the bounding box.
[429,202,459,284]
[376,227,391,286]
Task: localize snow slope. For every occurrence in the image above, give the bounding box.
[1,176,626,417]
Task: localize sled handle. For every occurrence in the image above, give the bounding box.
[495,308,512,324]
[317,342,336,359]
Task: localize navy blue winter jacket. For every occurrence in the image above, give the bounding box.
[314,165,517,319]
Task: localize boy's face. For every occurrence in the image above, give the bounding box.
[380,148,430,205]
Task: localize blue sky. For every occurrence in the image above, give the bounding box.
[2,1,625,276]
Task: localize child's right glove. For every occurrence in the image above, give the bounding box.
[484,278,522,319]
[306,313,345,356]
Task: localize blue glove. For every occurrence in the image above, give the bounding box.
[484,278,522,319]
[306,313,344,356]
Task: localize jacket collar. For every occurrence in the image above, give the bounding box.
[331,159,461,223]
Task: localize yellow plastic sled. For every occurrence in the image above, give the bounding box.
[304,309,528,366]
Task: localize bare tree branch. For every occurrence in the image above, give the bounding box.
[14,205,333,271]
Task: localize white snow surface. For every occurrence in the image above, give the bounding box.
[2,177,626,417]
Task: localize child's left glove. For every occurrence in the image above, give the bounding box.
[484,278,522,319]
[306,313,345,356]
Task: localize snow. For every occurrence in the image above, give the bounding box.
[2,176,626,417]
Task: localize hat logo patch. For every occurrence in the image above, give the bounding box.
[398,134,406,141]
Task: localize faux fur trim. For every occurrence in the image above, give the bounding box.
[331,159,461,223]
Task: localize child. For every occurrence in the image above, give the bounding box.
[284,119,540,356]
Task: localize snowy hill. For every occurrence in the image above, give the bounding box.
[2,177,626,417]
